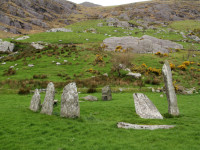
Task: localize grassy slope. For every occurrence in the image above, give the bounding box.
[0,92,200,150]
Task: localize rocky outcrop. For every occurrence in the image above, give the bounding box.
[0,0,76,34]
[0,39,15,52]
[103,35,183,53]
[114,1,200,22]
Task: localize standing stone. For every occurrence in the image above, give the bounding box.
[133,93,163,119]
[102,85,112,100]
[162,60,179,116]
[30,89,41,112]
[60,82,80,118]
[41,82,55,115]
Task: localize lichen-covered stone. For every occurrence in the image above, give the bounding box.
[40,82,55,115]
[30,89,41,112]
[162,60,179,116]
[133,93,163,119]
[60,82,80,118]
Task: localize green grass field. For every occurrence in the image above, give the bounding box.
[0,92,200,150]
[0,19,200,149]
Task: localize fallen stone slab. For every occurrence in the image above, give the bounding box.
[133,93,163,119]
[117,122,175,130]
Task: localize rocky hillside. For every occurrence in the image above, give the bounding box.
[0,0,77,34]
[110,1,200,22]
[0,0,200,36]
[80,2,101,7]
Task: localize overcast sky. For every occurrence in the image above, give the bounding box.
[69,0,151,6]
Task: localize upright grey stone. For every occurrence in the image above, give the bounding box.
[133,93,163,119]
[162,60,179,116]
[41,82,55,115]
[30,89,41,112]
[102,85,112,101]
[60,83,80,118]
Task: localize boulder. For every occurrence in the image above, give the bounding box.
[40,82,55,115]
[0,39,15,52]
[103,35,183,54]
[102,85,112,101]
[30,89,41,112]
[81,95,98,101]
[133,93,163,119]
[60,82,80,118]
[117,122,175,130]
[162,60,179,116]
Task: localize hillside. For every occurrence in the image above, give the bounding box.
[0,0,77,34]
[0,0,200,36]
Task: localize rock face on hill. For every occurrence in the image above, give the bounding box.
[113,1,200,22]
[80,2,101,7]
[0,0,76,34]
[103,35,183,54]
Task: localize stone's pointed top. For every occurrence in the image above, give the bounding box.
[40,82,55,115]
[30,89,41,112]
[162,61,179,116]
[133,93,163,119]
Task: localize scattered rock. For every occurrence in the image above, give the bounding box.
[102,85,112,101]
[16,36,30,40]
[117,122,175,130]
[28,64,34,67]
[103,73,108,77]
[60,82,80,118]
[160,94,164,97]
[126,72,141,79]
[97,23,103,27]
[0,39,15,52]
[81,95,98,101]
[133,93,163,119]
[41,82,55,115]
[31,42,44,50]
[162,60,179,116]
[46,28,72,32]
[30,89,41,112]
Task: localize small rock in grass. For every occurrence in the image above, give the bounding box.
[28,64,34,67]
